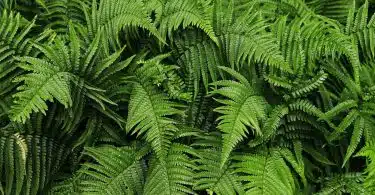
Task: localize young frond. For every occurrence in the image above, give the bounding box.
[211,66,267,167]
[137,54,192,101]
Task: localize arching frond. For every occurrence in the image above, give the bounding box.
[232,149,298,195]
[40,0,90,33]
[356,142,375,193]
[193,148,244,195]
[85,0,163,48]
[143,143,196,195]
[11,55,72,123]
[11,24,128,124]
[156,0,217,43]
[172,30,223,97]
[211,66,267,167]
[126,59,185,161]
[0,10,54,102]
[215,1,291,72]
[77,145,145,194]
[0,119,72,195]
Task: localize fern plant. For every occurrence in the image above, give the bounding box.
[2,0,375,194]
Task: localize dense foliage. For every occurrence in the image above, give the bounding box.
[1,0,375,194]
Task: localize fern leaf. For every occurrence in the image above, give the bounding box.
[316,172,366,195]
[158,0,217,44]
[291,71,327,98]
[328,110,359,141]
[126,63,185,161]
[11,57,72,123]
[249,105,289,147]
[211,66,267,167]
[78,145,145,194]
[342,116,364,167]
[87,0,163,48]
[173,30,222,97]
[320,100,357,120]
[0,126,71,195]
[194,148,244,195]
[233,149,297,195]
[356,142,375,193]
[143,143,196,195]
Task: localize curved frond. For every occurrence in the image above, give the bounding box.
[211,66,267,167]
[193,148,244,195]
[157,0,217,43]
[232,149,298,195]
[143,143,196,195]
[126,61,185,161]
[78,145,145,195]
[86,0,163,48]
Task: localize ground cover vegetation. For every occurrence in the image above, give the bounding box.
[1,0,375,194]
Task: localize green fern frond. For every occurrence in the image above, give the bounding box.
[85,0,163,48]
[0,10,54,102]
[193,148,244,195]
[328,110,359,141]
[249,105,289,147]
[77,145,145,194]
[264,75,293,89]
[310,0,352,23]
[157,0,217,44]
[211,66,267,167]
[342,116,364,167]
[232,149,298,195]
[48,172,86,195]
[288,99,323,117]
[356,142,375,193]
[40,0,90,33]
[291,71,328,98]
[137,54,192,101]
[279,141,307,186]
[126,61,185,161]
[172,30,222,97]
[143,143,196,195]
[320,100,357,120]
[316,172,366,195]
[11,24,128,124]
[0,125,71,195]
[11,56,73,123]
